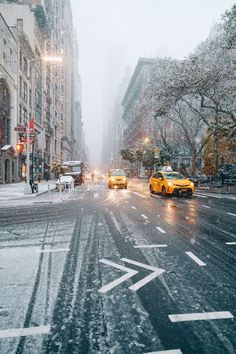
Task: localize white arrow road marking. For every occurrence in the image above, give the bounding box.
[99,258,165,293]
[0,326,50,339]
[156,227,166,234]
[185,252,206,266]
[144,350,182,354]
[134,244,168,248]
[121,258,165,291]
[169,311,234,322]
[226,242,236,245]
[98,259,138,293]
[227,212,236,217]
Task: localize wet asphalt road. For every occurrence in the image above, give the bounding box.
[0,180,235,354]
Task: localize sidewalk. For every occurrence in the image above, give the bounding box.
[0,180,56,201]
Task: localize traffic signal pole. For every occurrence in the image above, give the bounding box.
[24,118,32,194]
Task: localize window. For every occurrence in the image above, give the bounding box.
[10,49,13,67]
[3,39,7,60]
[19,50,23,69]
[19,104,22,124]
[23,58,27,75]
[19,76,22,97]
[29,89,32,107]
[23,108,27,122]
[23,82,27,102]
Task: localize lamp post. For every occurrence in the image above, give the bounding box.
[23,55,63,194]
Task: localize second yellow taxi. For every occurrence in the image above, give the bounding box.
[149,171,194,197]
[108,169,128,189]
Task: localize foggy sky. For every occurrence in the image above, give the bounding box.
[71,0,236,166]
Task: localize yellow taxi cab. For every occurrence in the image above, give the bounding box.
[108,169,128,189]
[149,170,194,197]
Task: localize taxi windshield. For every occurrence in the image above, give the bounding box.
[110,170,125,176]
[163,172,186,180]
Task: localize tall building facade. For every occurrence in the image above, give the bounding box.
[0,0,84,183]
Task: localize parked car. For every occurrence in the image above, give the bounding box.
[56,175,74,189]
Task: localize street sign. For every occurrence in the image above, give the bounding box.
[98,258,165,293]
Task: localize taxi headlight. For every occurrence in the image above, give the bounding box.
[111,177,115,182]
[168,182,173,186]
[122,177,127,182]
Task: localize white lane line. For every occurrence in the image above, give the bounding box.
[227,212,236,217]
[98,259,138,293]
[131,206,137,210]
[36,248,70,253]
[141,214,149,220]
[194,194,208,199]
[226,242,236,245]
[185,252,206,266]
[202,205,211,209]
[131,191,146,198]
[156,227,166,234]
[134,244,168,248]
[94,192,100,199]
[169,311,234,322]
[0,325,50,339]
[144,350,182,354]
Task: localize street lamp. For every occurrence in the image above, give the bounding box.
[24,55,63,194]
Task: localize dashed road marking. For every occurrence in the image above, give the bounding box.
[194,194,208,199]
[141,214,149,220]
[226,242,236,245]
[0,325,51,338]
[36,248,70,253]
[202,205,210,209]
[131,206,137,210]
[144,350,182,354]
[227,212,236,217]
[185,252,206,266]
[134,244,168,248]
[169,311,233,322]
[156,227,166,234]
[131,191,146,198]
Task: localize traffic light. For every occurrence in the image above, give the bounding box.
[16,143,24,154]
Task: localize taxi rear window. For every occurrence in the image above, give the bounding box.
[110,170,125,176]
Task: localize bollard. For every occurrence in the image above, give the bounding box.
[59,184,63,200]
[48,184,51,202]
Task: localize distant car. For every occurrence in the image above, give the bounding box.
[149,171,194,197]
[108,169,128,189]
[59,175,74,189]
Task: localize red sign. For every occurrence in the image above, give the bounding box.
[23,117,35,143]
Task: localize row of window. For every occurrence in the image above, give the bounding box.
[19,76,32,106]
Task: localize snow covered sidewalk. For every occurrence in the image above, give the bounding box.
[0,181,56,201]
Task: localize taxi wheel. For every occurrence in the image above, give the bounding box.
[162,186,167,197]
[149,185,154,194]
